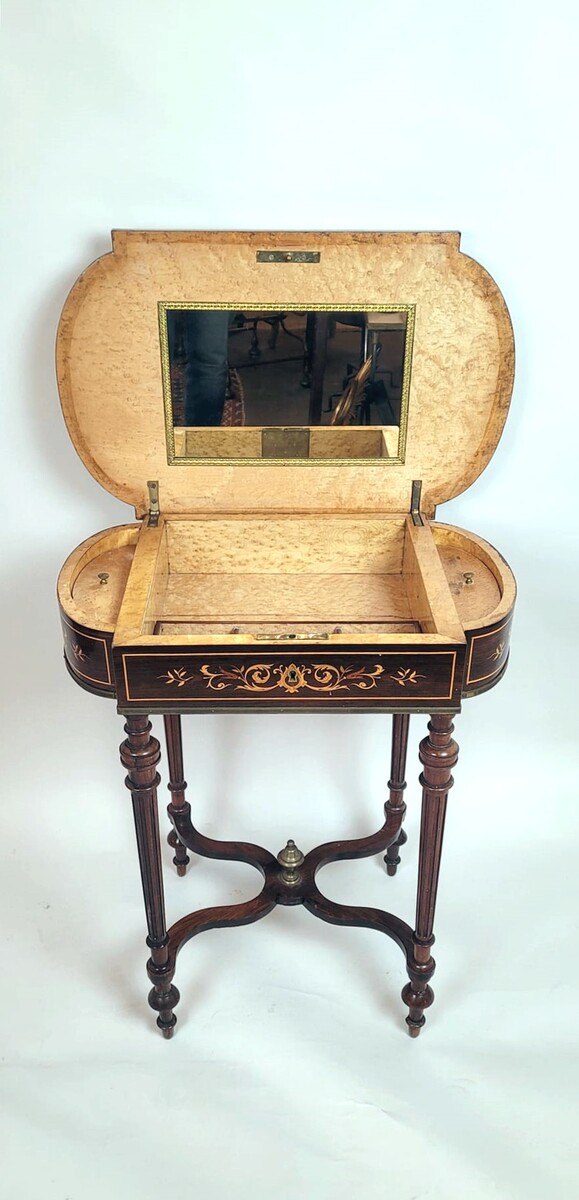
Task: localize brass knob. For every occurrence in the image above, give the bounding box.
[98,572,109,585]
[277,839,304,885]
[463,572,474,586]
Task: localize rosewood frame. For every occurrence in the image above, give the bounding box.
[120,710,458,1039]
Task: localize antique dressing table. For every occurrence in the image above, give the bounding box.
[56,231,516,1039]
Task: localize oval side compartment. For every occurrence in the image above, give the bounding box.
[58,524,139,695]
[431,522,516,698]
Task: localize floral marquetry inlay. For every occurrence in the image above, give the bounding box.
[121,649,458,705]
[466,617,512,690]
[488,641,505,662]
[159,667,195,687]
[390,668,425,687]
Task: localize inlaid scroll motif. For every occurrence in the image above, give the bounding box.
[198,662,385,695]
[123,650,456,704]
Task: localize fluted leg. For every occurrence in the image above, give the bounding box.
[384,713,410,876]
[163,715,190,877]
[402,714,458,1037]
[121,715,179,1038]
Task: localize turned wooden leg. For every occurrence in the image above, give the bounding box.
[121,715,179,1038]
[384,713,410,876]
[402,714,458,1037]
[163,714,191,877]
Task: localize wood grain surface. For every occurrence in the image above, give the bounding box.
[56,231,514,518]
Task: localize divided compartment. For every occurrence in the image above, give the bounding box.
[172,426,400,460]
[432,522,516,634]
[113,515,466,650]
[57,524,140,695]
[58,525,140,633]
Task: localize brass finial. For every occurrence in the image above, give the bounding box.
[277,838,305,886]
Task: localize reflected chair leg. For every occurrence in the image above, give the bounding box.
[402,714,459,1037]
[121,715,179,1038]
[163,714,190,877]
[384,713,410,876]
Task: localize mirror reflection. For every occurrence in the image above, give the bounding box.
[160,305,413,460]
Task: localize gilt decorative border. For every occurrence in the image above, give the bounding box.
[158,301,415,468]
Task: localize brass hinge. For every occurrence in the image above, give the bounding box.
[410,479,424,526]
[147,480,160,527]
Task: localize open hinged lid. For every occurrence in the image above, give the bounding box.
[56,231,514,518]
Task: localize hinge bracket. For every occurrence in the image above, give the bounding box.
[147,480,160,527]
[410,479,424,526]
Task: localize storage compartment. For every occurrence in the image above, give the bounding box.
[55,231,516,712]
[432,523,516,694]
[57,525,140,693]
[59,526,139,633]
[113,514,465,648]
[172,426,400,460]
[432,523,515,629]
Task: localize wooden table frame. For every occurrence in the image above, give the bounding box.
[121,708,458,1039]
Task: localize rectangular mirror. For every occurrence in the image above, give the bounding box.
[159,304,414,462]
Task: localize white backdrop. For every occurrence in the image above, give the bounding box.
[2,3,578,1199]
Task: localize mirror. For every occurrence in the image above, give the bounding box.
[159,304,414,462]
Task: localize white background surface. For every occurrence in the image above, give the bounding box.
[2,3,578,1198]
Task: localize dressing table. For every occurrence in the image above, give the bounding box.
[57,231,516,1038]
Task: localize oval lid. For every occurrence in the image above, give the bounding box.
[56,231,514,518]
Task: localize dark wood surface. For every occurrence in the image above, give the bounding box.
[60,610,515,706]
[402,714,458,1036]
[114,645,463,713]
[110,710,460,1038]
[464,613,513,693]
[60,611,114,694]
[384,713,410,876]
[163,714,190,876]
[120,716,179,1037]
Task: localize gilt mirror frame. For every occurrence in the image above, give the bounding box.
[158,301,415,466]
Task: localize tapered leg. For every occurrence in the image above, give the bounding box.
[402,714,459,1037]
[384,713,410,875]
[121,715,179,1038]
[163,715,191,877]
